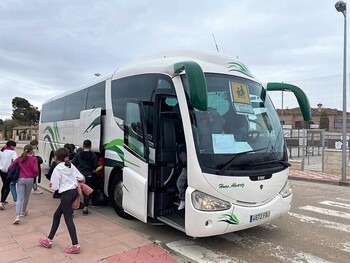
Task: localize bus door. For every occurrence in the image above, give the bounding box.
[80,108,102,152]
[123,100,150,222]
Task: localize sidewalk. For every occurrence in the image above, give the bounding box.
[289,170,350,186]
[0,186,178,263]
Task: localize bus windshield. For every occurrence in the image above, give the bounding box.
[186,74,286,174]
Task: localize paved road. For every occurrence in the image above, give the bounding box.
[13,143,350,262]
[93,180,350,263]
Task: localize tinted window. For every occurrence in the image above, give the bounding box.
[64,89,88,120]
[41,97,66,123]
[86,82,105,110]
[111,74,174,120]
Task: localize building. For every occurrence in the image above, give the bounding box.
[11,125,38,141]
[277,104,350,132]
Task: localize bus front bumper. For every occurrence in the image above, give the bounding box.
[185,191,292,238]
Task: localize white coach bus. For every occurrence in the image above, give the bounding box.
[38,49,311,237]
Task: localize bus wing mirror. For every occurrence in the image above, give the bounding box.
[174,61,208,111]
[266,82,311,121]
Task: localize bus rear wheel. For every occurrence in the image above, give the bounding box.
[109,173,133,219]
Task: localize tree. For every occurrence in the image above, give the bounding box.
[319,111,329,131]
[12,97,40,125]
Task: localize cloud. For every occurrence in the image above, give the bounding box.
[0,0,348,120]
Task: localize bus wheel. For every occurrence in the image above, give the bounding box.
[109,173,133,219]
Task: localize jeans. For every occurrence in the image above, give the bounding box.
[176,168,187,201]
[16,178,34,216]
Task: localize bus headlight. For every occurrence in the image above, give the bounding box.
[279,179,293,198]
[191,190,232,211]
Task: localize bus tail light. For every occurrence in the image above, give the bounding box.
[279,180,293,198]
[191,190,231,211]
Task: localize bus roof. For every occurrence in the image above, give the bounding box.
[44,49,258,104]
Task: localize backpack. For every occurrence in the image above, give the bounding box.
[7,163,20,182]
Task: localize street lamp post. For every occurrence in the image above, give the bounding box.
[335,0,347,181]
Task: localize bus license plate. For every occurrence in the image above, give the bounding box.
[249,211,270,222]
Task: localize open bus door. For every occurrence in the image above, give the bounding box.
[80,108,102,152]
[122,100,150,222]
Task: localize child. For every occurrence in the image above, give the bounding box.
[72,139,97,215]
[0,140,18,209]
[30,140,43,195]
[39,148,84,254]
[176,145,187,210]
[8,145,38,224]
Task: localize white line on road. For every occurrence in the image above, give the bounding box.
[336,198,350,202]
[166,240,240,263]
[221,232,331,263]
[320,200,350,210]
[299,205,350,220]
[289,212,350,232]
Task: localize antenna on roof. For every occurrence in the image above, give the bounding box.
[212,34,220,52]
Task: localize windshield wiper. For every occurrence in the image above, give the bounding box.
[216,147,267,175]
[248,159,290,167]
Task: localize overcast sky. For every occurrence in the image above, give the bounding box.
[0,0,348,120]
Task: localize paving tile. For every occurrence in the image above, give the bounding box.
[112,231,152,249]
[0,247,28,263]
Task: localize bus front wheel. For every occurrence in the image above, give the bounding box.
[109,173,133,219]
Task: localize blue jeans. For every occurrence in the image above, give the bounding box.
[16,178,34,216]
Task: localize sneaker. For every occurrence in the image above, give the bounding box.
[39,238,52,248]
[20,211,28,217]
[82,208,89,216]
[178,200,185,210]
[64,245,80,254]
[0,202,5,210]
[32,189,43,195]
[13,217,20,224]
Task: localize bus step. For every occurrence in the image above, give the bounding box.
[157,215,185,233]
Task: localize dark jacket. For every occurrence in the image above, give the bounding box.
[72,151,98,177]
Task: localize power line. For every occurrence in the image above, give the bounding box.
[0,75,49,89]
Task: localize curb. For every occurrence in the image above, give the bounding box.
[289,176,350,186]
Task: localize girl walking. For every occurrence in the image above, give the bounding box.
[39,148,84,254]
[8,144,38,224]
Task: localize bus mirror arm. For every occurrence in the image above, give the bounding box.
[174,61,208,111]
[266,82,311,121]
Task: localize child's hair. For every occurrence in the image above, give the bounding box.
[83,139,92,149]
[55,148,71,168]
[1,140,17,152]
[21,145,33,162]
[30,139,39,146]
[70,143,76,152]
[63,143,73,152]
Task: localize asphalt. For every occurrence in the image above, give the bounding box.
[1,141,349,263]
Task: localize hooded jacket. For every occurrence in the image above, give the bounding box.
[50,163,84,193]
[71,151,98,177]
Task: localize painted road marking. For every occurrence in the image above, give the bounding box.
[299,205,350,220]
[320,200,350,210]
[166,240,240,263]
[336,198,350,202]
[220,232,331,263]
[289,212,350,232]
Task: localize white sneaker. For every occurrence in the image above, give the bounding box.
[178,200,185,210]
[13,217,20,224]
[20,211,28,217]
[32,189,43,195]
[0,202,5,210]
